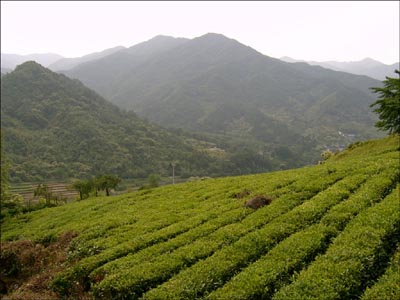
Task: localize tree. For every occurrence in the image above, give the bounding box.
[34,183,53,206]
[72,179,92,200]
[147,174,159,188]
[97,174,121,196]
[90,176,102,197]
[370,69,400,134]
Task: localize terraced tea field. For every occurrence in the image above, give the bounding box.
[10,182,78,204]
[1,136,399,300]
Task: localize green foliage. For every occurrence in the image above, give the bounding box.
[274,186,399,300]
[72,179,92,200]
[370,69,400,134]
[321,149,334,161]
[0,136,398,299]
[72,174,121,199]
[1,130,10,203]
[33,183,57,206]
[0,62,228,183]
[361,246,400,300]
[66,33,383,161]
[1,131,24,220]
[97,174,121,196]
[146,174,159,188]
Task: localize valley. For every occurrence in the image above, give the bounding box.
[1,24,399,300]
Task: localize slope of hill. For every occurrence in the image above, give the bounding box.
[280,56,399,80]
[62,35,189,99]
[0,61,227,182]
[1,52,64,70]
[65,33,383,151]
[47,46,126,71]
[1,135,398,299]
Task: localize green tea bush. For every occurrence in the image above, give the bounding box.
[361,246,400,300]
[273,186,400,300]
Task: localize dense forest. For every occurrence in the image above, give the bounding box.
[1,61,299,183]
[0,62,218,182]
[66,34,383,150]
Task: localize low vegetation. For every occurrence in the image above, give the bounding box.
[0,135,398,299]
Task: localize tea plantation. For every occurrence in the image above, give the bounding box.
[1,136,399,300]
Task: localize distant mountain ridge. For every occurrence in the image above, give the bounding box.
[279,56,399,80]
[47,46,126,71]
[2,34,387,180]
[65,33,383,152]
[1,53,64,69]
[1,46,128,72]
[1,61,228,182]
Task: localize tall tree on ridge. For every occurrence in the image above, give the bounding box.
[370,69,400,134]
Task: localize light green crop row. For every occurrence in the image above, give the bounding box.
[89,207,251,281]
[90,167,333,281]
[65,165,302,253]
[205,168,398,300]
[142,168,386,300]
[52,199,248,295]
[273,185,400,300]
[50,166,310,295]
[361,246,400,300]
[90,168,344,299]
[70,191,246,256]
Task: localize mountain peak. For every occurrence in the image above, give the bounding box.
[196,32,233,42]
[191,33,247,50]
[14,60,47,72]
[150,35,175,40]
[126,35,189,55]
[145,35,190,44]
[360,57,380,63]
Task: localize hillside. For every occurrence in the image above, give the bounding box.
[1,135,398,299]
[47,46,126,71]
[65,33,383,150]
[280,56,399,80]
[0,61,226,182]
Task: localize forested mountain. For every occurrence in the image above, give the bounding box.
[1,34,388,183]
[0,62,230,182]
[47,46,126,71]
[1,53,64,70]
[65,33,383,151]
[280,56,399,80]
[62,35,189,97]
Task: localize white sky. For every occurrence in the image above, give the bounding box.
[1,1,399,64]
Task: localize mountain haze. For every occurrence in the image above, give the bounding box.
[1,53,64,70]
[1,61,226,182]
[280,56,399,80]
[47,46,126,71]
[65,33,382,151]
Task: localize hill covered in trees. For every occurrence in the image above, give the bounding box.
[65,33,384,151]
[1,135,398,299]
[0,61,228,182]
[3,61,332,183]
[47,46,126,71]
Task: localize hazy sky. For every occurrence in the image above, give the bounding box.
[1,1,399,64]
